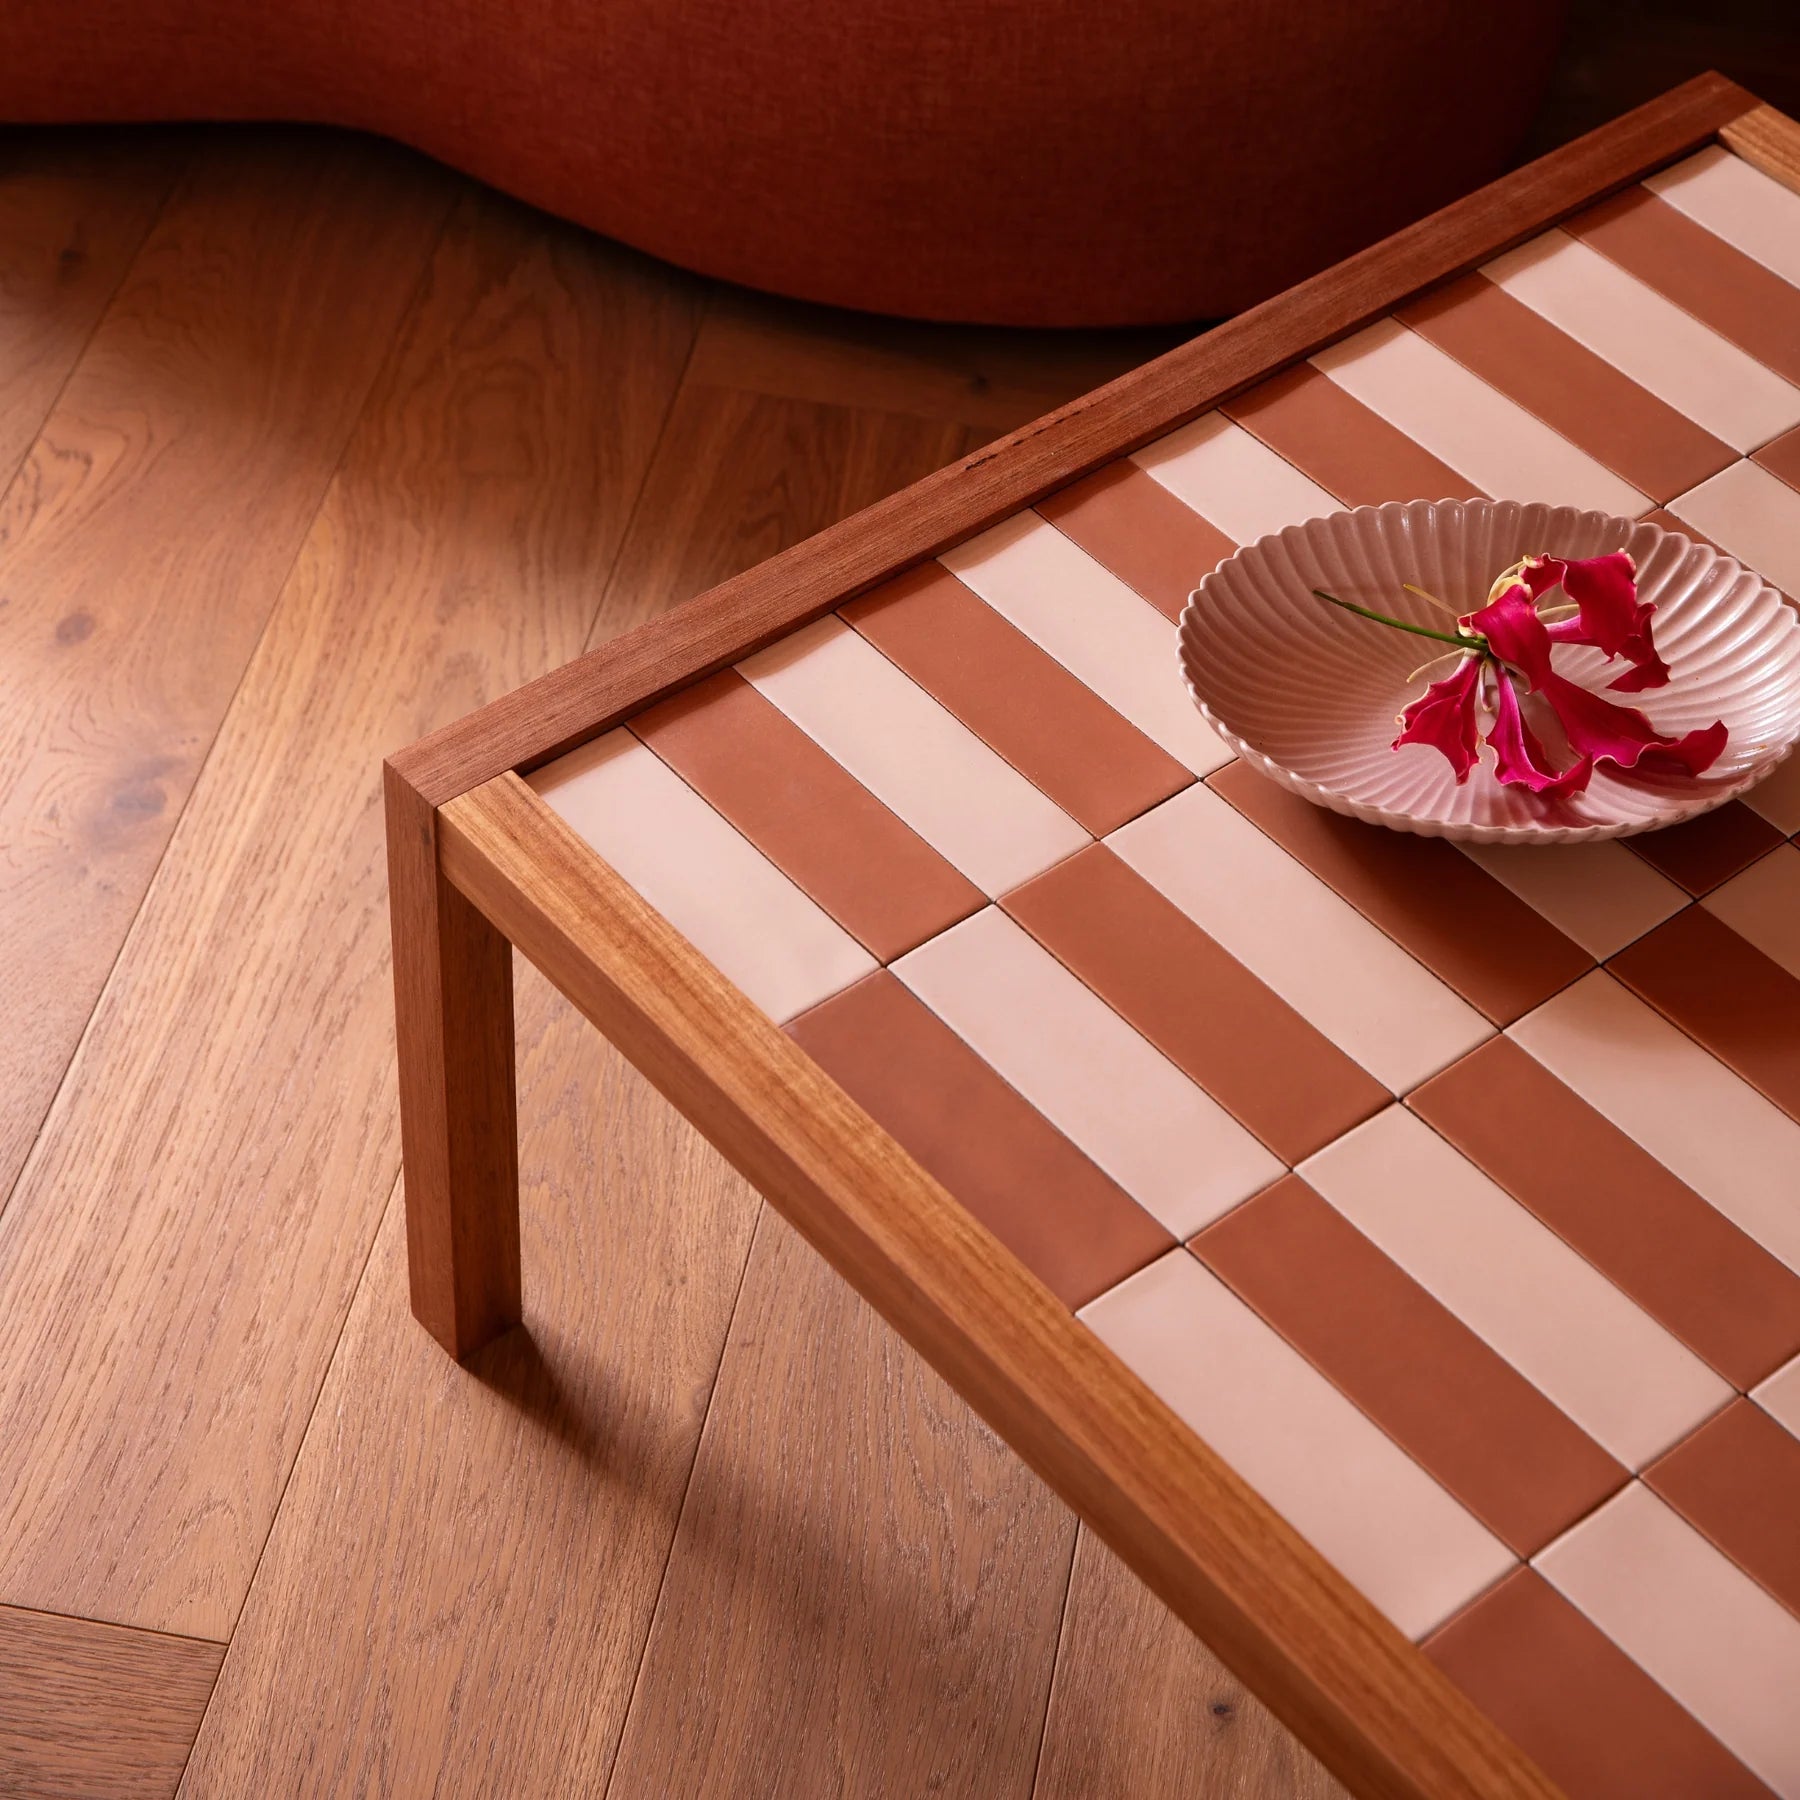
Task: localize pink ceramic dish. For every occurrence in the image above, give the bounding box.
[1179,499,1800,845]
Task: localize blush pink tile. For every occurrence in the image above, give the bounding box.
[1510,972,1800,1274]
[736,614,1087,897]
[1647,146,1800,290]
[1455,836,1685,960]
[1300,1106,1730,1468]
[1754,1354,1800,1439]
[939,512,1229,775]
[1309,317,1649,516]
[892,907,1283,1238]
[1483,230,1800,453]
[1706,844,1800,979]
[1080,1248,1514,1640]
[528,730,875,1023]
[1533,1483,1800,1797]
[1109,786,1491,1093]
[1668,458,1800,602]
[1129,409,1339,545]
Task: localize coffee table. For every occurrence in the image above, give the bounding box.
[386,73,1800,1800]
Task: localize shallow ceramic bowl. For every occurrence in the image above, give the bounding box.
[1179,499,1800,844]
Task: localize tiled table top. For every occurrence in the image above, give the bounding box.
[531,143,1800,1799]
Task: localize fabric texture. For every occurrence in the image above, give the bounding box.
[0,0,1567,324]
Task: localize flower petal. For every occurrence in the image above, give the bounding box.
[1394,653,1482,782]
[1466,584,1554,687]
[1525,552,1640,652]
[1487,672,1593,796]
[1537,671,1727,773]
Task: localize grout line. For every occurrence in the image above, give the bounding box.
[597,1189,767,1798]
[1022,1521,1084,1800]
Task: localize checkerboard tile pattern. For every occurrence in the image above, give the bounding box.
[531,145,1800,1799]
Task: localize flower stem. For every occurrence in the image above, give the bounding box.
[1313,589,1479,648]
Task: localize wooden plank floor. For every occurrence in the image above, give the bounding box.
[0,122,1335,1796]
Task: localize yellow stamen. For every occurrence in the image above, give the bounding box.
[1402,581,1458,616]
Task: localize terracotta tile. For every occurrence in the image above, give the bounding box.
[1309,317,1648,516]
[1745,756,1800,836]
[939,513,1228,774]
[891,908,1282,1239]
[1569,188,1800,388]
[1647,1400,1800,1619]
[1610,904,1800,1123]
[1707,844,1800,979]
[1195,1175,1626,1556]
[1642,500,1794,610]
[1411,1036,1800,1391]
[786,971,1171,1309]
[1002,844,1385,1163]
[1625,802,1785,895]
[1221,362,1484,506]
[1484,229,1800,454]
[1455,834,1684,959]
[1533,1483,1800,1796]
[1665,460,1800,603]
[529,730,875,1023]
[1399,272,1735,503]
[1110,786,1490,1093]
[1647,146,1800,290]
[1210,760,1591,1023]
[1129,409,1338,544]
[631,670,982,962]
[1426,1567,1775,1800]
[1756,1354,1800,1439]
[841,563,1191,837]
[1512,971,1800,1275]
[737,614,1087,896]
[1034,459,1234,623]
[1080,1249,1514,1640]
[1755,425,1800,494]
[1301,1106,1730,1469]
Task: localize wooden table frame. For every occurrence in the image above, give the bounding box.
[386,75,1797,1800]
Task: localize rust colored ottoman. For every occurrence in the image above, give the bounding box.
[0,0,1564,323]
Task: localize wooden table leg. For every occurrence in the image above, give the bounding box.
[386,762,522,1360]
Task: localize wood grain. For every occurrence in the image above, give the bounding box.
[436,773,1562,1800]
[391,71,1757,806]
[1720,101,1800,192]
[1033,1530,1347,1800]
[587,379,978,644]
[685,284,1186,435]
[0,189,702,1640]
[605,1204,1076,1799]
[178,963,759,1796]
[0,131,182,490]
[0,1603,222,1800]
[0,130,455,1209]
[191,378,997,1783]
[387,764,521,1358]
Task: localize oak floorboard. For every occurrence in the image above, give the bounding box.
[603,1207,1077,1800]
[177,966,759,1796]
[182,385,991,1787]
[0,129,455,1207]
[0,189,702,1641]
[589,378,979,642]
[685,285,1190,437]
[0,131,183,489]
[1032,1529,1348,1800]
[0,1603,222,1800]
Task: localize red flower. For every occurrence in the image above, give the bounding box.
[1508,552,1672,692]
[1395,654,1483,781]
[1351,549,1729,796]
